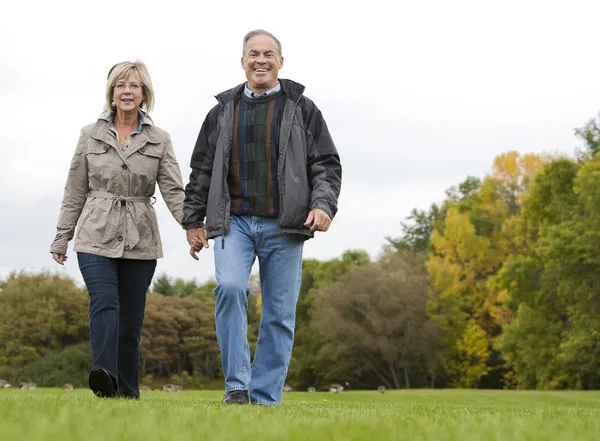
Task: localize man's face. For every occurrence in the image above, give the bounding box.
[241,34,284,92]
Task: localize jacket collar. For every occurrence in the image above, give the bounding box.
[91,109,159,147]
[98,109,154,127]
[215,78,305,105]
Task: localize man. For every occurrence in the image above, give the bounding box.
[182,30,342,406]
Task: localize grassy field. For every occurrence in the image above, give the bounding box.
[1,388,600,441]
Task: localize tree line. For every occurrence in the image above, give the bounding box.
[2,113,600,390]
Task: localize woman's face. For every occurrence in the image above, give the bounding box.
[112,71,144,114]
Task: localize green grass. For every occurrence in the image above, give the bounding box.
[2,389,600,441]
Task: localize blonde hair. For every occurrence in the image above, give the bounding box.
[243,29,282,56]
[105,61,155,113]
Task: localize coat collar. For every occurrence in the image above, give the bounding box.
[215,78,305,105]
[90,109,159,157]
[97,109,154,127]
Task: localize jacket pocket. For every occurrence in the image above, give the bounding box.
[75,203,96,240]
[86,140,119,188]
[138,144,162,160]
[86,140,112,158]
[135,211,158,250]
[77,202,110,246]
[132,144,162,191]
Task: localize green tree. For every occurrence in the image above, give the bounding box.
[140,293,220,379]
[152,273,175,296]
[0,272,89,382]
[192,280,218,300]
[285,250,371,390]
[425,152,548,388]
[22,343,91,388]
[496,143,600,389]
[311,252,441,389]
[386,204,443,255]
[152,273,203,298]
[575,113,600,160]
[386,176,482,256]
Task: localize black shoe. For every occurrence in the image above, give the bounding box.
[89,368,117,398]
[221,390,249,404]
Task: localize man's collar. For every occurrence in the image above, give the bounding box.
[243,81,281,99]
[215,79,305,105]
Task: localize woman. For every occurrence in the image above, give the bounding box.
[50,61,185,399]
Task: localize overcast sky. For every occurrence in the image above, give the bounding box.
[2,0,600,287]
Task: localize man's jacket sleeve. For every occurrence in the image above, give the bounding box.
[183,106,219,230]
[303,98,342,219]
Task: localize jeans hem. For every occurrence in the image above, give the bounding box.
[225,386,249,392]
[250,399,279,407]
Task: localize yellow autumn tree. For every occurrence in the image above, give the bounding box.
[427,207,493,385]
[484,152,550,337]
[448,319,490,388]
[427,151,550,387]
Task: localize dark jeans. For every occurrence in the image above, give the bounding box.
[77,252,156,398]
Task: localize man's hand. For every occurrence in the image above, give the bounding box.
[304,208,332,233]
[51,253,68,265]
[186,228,208,261]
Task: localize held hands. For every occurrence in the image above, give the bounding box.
[52,213,332,264]
[51,253,68,265]
[187,227,208,260]
[304,208,332,233]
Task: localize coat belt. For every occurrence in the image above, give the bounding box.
[88,191,152,248]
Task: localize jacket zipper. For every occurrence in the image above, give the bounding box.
[222,159,226,249]
[222,128,232,249]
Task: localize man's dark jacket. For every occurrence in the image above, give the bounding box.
[182,78,342,240]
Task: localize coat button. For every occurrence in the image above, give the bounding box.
[122,164,128,170]
[118,236,123,241]
[103,146,109,152]
[140,148,145,153]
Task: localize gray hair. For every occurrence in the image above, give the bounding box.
[105,60,155,113]
[243,30,282,56]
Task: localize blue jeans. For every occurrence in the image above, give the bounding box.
[214,215,304,405]
[77,252,156,398]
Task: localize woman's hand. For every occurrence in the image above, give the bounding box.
[51,253,68,265]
